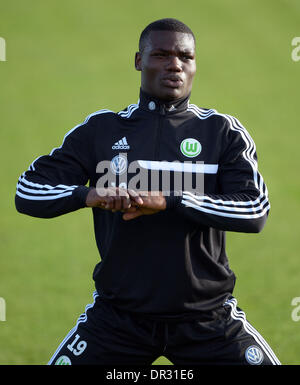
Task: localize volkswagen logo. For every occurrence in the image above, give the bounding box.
[110,154,128,175]
[245,345,264,365]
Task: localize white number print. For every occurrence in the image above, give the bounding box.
[67,334,87,356]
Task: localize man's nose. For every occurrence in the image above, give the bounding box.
[166,56,182,72]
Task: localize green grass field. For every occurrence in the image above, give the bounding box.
[0,0,300,365]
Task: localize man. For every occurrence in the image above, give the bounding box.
[15,18,280,365]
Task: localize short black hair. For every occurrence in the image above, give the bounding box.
[139,18,195,53]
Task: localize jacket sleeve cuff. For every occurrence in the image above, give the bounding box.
[165,191,182,209]
[72,185,91,208]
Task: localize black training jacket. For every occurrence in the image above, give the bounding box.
[15,89,270,319]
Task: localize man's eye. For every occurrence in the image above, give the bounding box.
[182,55,193,60]
[152,53,167,57]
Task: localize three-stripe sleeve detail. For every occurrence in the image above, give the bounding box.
[183,105,270,219]
[16,174,78,200]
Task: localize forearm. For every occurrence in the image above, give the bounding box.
[166,190,270,233]
[15,182,90,218]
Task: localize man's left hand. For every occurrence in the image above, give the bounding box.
[123,191,166,220]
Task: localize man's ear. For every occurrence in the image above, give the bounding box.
[135,52,142,71]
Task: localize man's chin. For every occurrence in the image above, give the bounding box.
[158,87,185,102]
[143,85,188,102]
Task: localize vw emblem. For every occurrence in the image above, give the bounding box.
[110,154,128,175]
[245,345,264,365]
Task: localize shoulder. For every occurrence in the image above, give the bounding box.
[187,103,227,127]
[76,107,117,131]
[82,108,116,126]
[64,101,141,138]
[59,108,115,144]
[85,101,140,124]
[187,102,250,135]
[66,100,140,137]
[117,102,140,119]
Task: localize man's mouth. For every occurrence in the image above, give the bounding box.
[161,76,183,88]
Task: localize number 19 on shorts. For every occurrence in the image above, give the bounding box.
[67,334,87,356]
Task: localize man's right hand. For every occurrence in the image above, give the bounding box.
[85,187,143,212]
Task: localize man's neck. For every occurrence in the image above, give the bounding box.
[138,89,191,114]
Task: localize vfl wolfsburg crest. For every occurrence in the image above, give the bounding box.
[180,138,202,158]
[55,355,71,365]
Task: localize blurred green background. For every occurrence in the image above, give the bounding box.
[0,0,299,365]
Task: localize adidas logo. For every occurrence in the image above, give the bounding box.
[112,137,130,150]
[168,105,176,112]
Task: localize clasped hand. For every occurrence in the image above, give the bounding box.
[85,187,167,220]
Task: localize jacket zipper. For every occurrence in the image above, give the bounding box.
[154,107,166,159]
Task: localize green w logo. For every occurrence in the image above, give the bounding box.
[55,355,71,365]
[180,138,202,158]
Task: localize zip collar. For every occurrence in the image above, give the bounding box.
[138,89,190,115]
